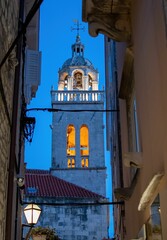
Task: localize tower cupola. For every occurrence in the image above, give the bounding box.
[58,33,98,91]
[72,35,85,57]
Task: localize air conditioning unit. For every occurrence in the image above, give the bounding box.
[123,152,143,168]
[24,49,41,104]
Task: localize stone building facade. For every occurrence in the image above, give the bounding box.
[83,0,167,239]
[24,169,109,240]
[0,0,41,239]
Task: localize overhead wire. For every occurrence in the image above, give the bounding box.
[22,200,124,207]
[26,107,119,113]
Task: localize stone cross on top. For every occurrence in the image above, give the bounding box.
[71,20,85,37]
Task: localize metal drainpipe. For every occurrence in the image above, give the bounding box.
[5,0,24,239]
[113,42,123,188]
[115,70,123,188]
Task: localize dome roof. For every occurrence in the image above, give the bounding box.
[62,56,95,69]
[59,34,97,73]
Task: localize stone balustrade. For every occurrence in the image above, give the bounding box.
[51,90,104,103]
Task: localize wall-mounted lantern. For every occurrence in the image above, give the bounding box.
[22,203,41,240]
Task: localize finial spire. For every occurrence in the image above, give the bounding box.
[71,20,85,40]
[71,20,85,57]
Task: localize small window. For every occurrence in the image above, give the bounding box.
[81,158,89,168]
[68,158,75,168]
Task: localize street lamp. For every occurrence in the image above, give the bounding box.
[24,203,41,225]
[22,203,41,240]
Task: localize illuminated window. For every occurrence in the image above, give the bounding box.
[80,125,89,167]
[68,158,75,168]
[81,158,89,168]
[80,125,89,156]
[67,125,76,156]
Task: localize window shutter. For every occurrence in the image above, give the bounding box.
[24,49,41,104]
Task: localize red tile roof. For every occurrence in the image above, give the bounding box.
[25,169,104,199]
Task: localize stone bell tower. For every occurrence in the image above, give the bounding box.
[50,33,106,196]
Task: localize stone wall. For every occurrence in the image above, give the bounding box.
[24,197,109,240]
[51,101,106,196]
[0,0,19,239]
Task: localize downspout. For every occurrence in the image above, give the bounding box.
[5,0,24,239]
[113,42,123,188]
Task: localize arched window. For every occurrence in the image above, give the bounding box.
[80,125,89,167]
[67,125,76,156]
[73,72,82,89]
[67,125,76,168]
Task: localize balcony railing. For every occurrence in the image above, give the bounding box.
[51,90,104,103]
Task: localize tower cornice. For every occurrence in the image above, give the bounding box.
[82,0,132,42]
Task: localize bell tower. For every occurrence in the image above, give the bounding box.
[50,32,106,196]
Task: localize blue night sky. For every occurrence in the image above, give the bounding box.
[25,0,113,235]
[25,0,112,236]
[25,0,105,170]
